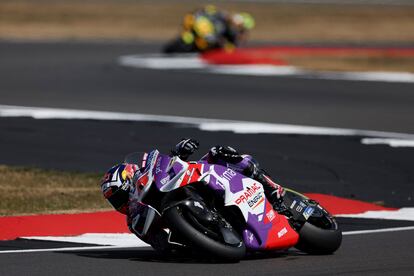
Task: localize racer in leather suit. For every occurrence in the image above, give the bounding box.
[100,138,284,251]
[164,5,255,53]
[172,138,285,207]
[101,138,284,215]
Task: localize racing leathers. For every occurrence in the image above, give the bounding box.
[171,138,285,209]
[165,5,252,53]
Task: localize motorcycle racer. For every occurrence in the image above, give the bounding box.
[101,138,284,217]
[172,138,285,209]
[164,5,255,53]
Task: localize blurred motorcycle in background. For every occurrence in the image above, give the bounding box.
[163,5,255,53]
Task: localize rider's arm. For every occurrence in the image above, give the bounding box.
[171,138,199,161]
[205,145,243,164]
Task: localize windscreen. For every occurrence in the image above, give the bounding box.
[124,152,147,167]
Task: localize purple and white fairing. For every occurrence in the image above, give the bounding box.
[130,150,299,251]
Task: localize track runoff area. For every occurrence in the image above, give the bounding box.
[0,105,413,255]
[119,46,414,83]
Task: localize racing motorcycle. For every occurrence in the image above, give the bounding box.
[163,28,227,54]
[125,150,342,260]
[163,13,236,53]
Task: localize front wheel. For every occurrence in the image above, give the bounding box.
[164,205,246,261]
[283,189,342,254]
[163,38,196,53]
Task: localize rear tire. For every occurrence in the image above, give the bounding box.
[164,205,246,261]
[295,220,342,255]
[284,189,342,254]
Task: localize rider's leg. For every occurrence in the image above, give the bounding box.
[254,169,285,209]
[205,146,285,209]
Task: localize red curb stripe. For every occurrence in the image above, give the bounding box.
[200,46,414,66]
[305,193,397,215]
[243,47,414,57]
[0,211,129,240]
[201,48,287,65]
[0,194,396,240]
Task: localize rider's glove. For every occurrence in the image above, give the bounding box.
[171,138,199,160]
[209,145,243,163]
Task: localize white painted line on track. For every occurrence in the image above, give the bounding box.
[208,65,414,83]
[337,208,414,221]
[361,138,414,148]
[118,54,414,83]
[2,226,414,254]
[208,65,301,76]
[0,244,147,254]
[2,105,414,143]
[310,70,414,83]
[21,233,147,247]
[118,54,206,69]
[343,226,414,236]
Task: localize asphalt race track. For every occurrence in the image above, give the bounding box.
[1,41,414,133]
[1,41,414,275]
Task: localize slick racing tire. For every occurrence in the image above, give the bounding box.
[295,220,342,255]
[163,38,195,53]
[284,189,342,255]
[164,205,246,261]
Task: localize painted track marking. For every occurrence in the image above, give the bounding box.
[343,226,414,236]
[1,105,413,253]
[1,226,414,254]
[1,105,414,143]
[0,245,144,254]
[118,53,414,83]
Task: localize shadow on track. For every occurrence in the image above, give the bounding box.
[60,247,307,264]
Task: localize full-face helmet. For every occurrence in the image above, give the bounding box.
[100,163,138,214]
[232,12,255,31]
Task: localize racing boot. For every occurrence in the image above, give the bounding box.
[254,170,287,214]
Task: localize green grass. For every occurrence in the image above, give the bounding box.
[0,165,111,216]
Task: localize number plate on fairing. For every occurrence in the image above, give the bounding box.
[289,200,315,220]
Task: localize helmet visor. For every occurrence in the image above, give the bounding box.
[107,188,129,211]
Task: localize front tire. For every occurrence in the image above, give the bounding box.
[164,205,246,261]
[163,38,196,53]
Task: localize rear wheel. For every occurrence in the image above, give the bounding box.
[284,189,342,254]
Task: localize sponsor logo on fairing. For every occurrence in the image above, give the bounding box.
[266,209,276,222]
[248,194,263,208]
[160,175,170,185]
[221,168,237,181]
[295,201,307,213]
[155,158,162,174]
[277,227,288,238]
[235,183,262,205]
[141,153,148,168]
[215,179,225,189]
[303,206,315,220]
